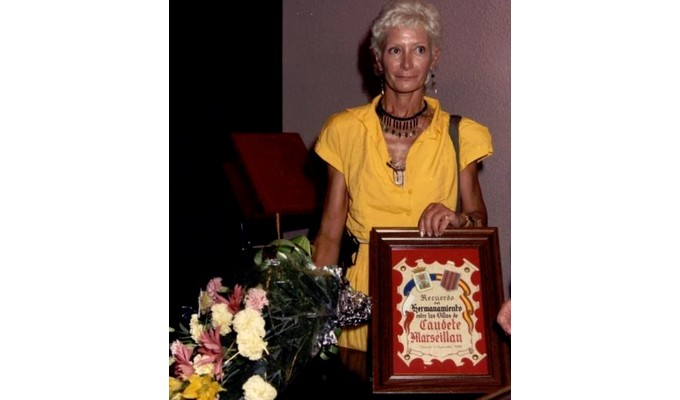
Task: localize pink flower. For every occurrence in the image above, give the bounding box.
[206,277,229,305]
[245,288,269,312]
[195,328,225,380]
[227,284,244,314]
[170,340,195,379]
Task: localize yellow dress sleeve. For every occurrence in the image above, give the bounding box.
[314,113,347,175]
[458,117,494,170]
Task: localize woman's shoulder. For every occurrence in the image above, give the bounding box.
[458,116,490,137]
[439,106,489,135]
[322,101,376,128]
[457,115,493,152]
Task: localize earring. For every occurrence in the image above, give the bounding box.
[381,76,385,96]
[429,70,437,95]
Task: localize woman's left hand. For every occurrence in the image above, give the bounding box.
[418,203,464,237]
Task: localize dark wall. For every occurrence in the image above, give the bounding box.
[170,3,283,324]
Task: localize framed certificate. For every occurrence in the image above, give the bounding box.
[369,227,510,395]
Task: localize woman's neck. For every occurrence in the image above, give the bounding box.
[380,91,427,117]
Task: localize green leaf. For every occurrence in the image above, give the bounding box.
[268,238,296,248]
[290,235,312,256]
[253,248,263,265]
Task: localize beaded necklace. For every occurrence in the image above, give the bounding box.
[375,98,428,138]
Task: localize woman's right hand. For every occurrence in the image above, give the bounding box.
[418,202,466,237]
[312,165,349,268]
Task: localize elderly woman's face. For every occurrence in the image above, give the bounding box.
[380,25,438,95]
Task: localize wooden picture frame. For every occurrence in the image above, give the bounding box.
[369,227,510,395]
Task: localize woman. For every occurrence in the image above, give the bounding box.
[497,298,511,335]
[313,0,493,352]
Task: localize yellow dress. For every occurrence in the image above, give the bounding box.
[314,95,493,351]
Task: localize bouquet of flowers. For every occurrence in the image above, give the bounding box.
[169,235,371,400]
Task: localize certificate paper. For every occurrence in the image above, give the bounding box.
[390,248,488,375]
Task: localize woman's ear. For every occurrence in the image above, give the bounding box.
[372,50,383,75]
[430,47,441,70]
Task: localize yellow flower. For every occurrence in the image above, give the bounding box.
[169,377,185,398]
[198,290,213,314]
[181,374,224,400]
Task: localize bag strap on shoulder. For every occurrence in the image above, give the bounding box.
[449,115,462,212]
[450,114,462,159]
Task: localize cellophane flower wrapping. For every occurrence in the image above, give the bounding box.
[169,235,371,400]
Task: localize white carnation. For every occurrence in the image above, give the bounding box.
[210,303,233,335]
[189,313,204,342]
[243,375,277,400]
[232,308,266,337]
[236,330,268,360]
[192,354,214,376]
